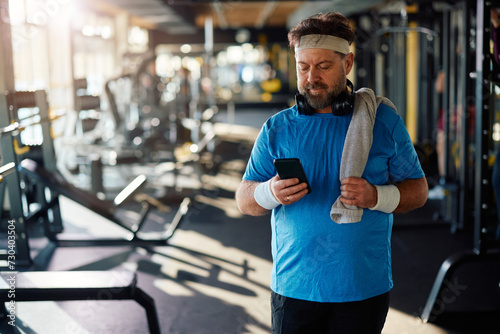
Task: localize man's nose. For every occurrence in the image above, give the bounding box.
[307,68,320,83]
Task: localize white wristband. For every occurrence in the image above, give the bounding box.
[369,184,400,213]
[254,179,280,210]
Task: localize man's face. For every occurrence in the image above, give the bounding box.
[295,48,353,113]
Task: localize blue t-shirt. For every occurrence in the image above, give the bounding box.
[243,104,425,303]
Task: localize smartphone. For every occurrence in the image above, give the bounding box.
[273,158,311,194]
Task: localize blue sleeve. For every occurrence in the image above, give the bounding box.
[242,121,277,182]
[388,117,426,182]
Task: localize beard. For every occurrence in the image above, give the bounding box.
[299,77,346,110]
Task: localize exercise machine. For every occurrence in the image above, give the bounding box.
[421,0,500,323]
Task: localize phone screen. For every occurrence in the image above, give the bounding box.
[273,158,311,194]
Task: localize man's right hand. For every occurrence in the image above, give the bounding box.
[270,175,309,205]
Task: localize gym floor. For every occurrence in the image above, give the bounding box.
[1,109,500,334]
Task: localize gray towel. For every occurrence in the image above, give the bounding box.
[330,88,397,224]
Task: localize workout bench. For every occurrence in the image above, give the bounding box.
[19,158,191,247]
[0,270,160,333]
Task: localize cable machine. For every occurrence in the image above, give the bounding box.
[354,6,442,184]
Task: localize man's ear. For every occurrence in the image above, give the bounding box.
[345,52,354,75]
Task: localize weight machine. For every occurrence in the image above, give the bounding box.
[0,90,59,266]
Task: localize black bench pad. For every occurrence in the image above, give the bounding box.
[0,270,160,333]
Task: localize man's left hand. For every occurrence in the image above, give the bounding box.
[339,177,377,208]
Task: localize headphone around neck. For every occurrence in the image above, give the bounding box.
[295,79,355,116]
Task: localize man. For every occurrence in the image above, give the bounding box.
[235,12,428,334]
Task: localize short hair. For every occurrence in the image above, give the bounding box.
[288,12,355,50]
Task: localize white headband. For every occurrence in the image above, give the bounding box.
[295,34,350,54]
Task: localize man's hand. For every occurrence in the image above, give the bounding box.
[270,175,309,205]
[235,176,309,216]
[339,177,377,208]
[339,176,428,213]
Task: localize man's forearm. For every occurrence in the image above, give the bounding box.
[235,180,272,216]
[393,177,428,213]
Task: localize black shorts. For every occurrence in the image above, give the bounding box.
[271,291,390,334]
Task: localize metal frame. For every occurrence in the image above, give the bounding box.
[474,0,497,254]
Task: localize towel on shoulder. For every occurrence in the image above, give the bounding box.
[330,88,397,224]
